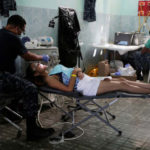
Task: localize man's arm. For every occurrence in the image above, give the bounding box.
[21,51,49,62]
[45,68,81,92]
[21,51,42,61]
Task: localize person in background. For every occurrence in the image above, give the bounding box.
[26,63,150,96]
[133,39,150,80]
[0,14,54,141]
[141,39,150,54]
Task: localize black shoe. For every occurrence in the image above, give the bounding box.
[26,117,55,141]
[59,131,75,138]
[27,127,55,141]
[137,76,143,81]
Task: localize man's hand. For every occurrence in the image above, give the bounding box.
[72,67,82,74]
[77,71,84,79]
[72,68,84,79]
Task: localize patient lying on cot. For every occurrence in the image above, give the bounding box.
[26,63,150,96]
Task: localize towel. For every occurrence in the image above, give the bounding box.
[49,64,73,77]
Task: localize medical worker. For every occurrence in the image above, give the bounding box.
[0,15,54,141]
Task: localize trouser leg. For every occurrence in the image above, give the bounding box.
[1,72,55,140]
[140,54,150,80]
[133,52,143,80]
[1,72,38,118]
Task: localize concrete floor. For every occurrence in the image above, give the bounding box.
[1,95,150,150]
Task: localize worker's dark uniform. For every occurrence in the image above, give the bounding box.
[0,28,38,118]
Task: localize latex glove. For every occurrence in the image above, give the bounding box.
[42,54,50,62]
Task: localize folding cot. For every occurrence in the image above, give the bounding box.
[38,86,150,139]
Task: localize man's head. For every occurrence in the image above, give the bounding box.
[6,14,26,35]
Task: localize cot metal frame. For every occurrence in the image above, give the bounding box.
[38,86,150,138]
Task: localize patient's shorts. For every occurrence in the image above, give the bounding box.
[77,74,112,96]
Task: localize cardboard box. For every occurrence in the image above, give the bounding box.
[111,74,137,81]
[98,60,110,76]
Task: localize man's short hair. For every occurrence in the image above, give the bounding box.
[7,14,26,29]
